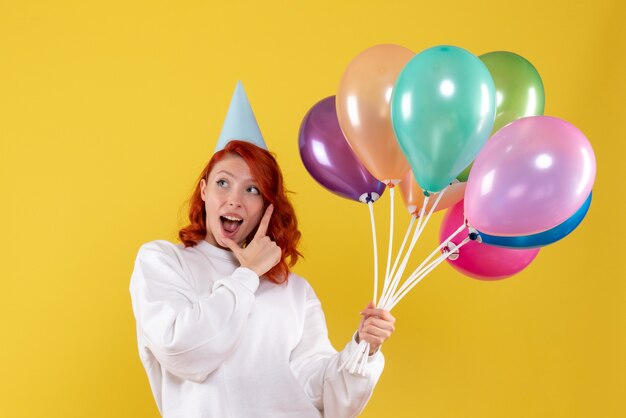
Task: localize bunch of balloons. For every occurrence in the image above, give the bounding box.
[298,44,596,373]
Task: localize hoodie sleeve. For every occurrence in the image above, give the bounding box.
[289,283,385,418]
[129,241,259,383]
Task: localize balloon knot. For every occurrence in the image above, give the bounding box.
[359,192,379,204]
[444,241,460,261]
[467,227,482,242]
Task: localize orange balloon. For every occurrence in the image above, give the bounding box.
[337,44,413,184]
[399,170,466,216]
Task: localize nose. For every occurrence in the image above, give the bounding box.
[226,190,243,208]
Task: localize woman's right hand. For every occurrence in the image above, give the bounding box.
[223,204,281,277]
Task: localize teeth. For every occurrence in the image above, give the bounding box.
[223,215,242,222]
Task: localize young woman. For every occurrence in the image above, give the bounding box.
[130,140,396,417]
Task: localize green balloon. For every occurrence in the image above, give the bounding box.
[391,45,496,193]
[456,162,472,183]
[456,52,545,183]
[480,51,545,135]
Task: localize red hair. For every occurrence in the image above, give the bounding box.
[179,140,302,284]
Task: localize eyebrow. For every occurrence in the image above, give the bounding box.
[213,170,255,182]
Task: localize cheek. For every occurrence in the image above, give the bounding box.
[249,200,265,223]
[204,198,220,221]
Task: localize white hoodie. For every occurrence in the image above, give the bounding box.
[130,240,384,418]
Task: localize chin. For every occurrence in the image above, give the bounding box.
[215,234,244,249]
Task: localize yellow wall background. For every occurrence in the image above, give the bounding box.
[1,1,624,417]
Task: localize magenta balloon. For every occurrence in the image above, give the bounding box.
[465,116,596,236]
[440,201,540,281]
[299,96,386,203]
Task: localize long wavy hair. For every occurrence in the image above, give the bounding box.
[179,140,301,283]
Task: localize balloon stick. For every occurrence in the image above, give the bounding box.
[380,185,449,307]
[367,200,379,306]
[357,342,370,375]
[378,195,429,307]
[381,187,396,305]
[389,236,471,309]
[338,197,379,376]
[381,214,416,307]
[385,222,466,309]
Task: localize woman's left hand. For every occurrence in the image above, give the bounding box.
[358,301,396,355]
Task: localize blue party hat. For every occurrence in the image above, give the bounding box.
[214,81,268,152]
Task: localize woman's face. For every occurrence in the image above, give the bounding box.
[200,154,265,249]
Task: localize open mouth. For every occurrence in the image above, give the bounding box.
[220,215,243,237]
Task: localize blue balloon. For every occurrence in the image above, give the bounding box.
[478,192,592,249]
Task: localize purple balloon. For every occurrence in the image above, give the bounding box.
[299,96,386,203]
[465,116,596,236]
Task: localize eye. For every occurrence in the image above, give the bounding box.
[216,179,228,188]
[247,186,260,195]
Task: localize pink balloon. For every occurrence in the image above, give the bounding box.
[440,201,540,281]
[465,116,596,236]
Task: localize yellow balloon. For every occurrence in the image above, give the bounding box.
[337,44,413,185]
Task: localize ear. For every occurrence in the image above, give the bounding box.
[200,179,207,202]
